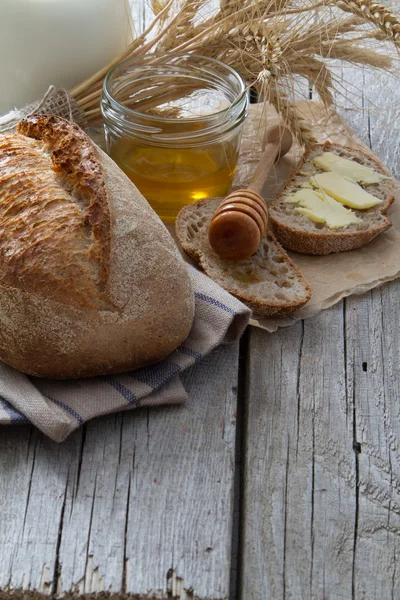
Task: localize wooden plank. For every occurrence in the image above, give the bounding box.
[342,68,400,599]
[0,428,83,596]
[241,290,400,599]
[345,283,400,599]
[0,343,239,600]
[241,307,356,598]
[335,66,400,175]
[241,65,400,599]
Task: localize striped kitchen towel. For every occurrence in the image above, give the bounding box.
[0,266,250,442]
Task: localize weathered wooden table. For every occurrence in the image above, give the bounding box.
[1,66,399,599]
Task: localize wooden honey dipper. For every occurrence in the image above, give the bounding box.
[208,124,293,261]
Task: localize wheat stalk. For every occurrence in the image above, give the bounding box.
[158,0,208,51]
[334,0,400,44]
[268,80,318,147]
[71,0,400,139]
[320,41,393,68]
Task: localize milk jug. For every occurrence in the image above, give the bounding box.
[0,0,132,113]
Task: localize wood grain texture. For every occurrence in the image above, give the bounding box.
[242,283,400,600]
[241,63,400,598]
[339,64,400,600]
[241,307,357,599]
[335,67,400,176]
[0,343,240,600]
[345,284,400,599]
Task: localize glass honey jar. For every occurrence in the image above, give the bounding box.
[101,53,248,221]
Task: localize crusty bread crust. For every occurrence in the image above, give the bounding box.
[0,118,108,309]
[176,198,311,318]
[269,142,394,255]
[271,216,392,255]
[18,115,112,283]
[0,116,195,378]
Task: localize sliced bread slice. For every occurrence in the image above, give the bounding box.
[269,142,394,255]
[175,198,311,317]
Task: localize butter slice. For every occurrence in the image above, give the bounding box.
[284,189,360,229]
[313,152,387,185]
[311,172,382,209]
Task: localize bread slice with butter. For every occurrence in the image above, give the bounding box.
[175,198,311,317]
[270,142,394,255]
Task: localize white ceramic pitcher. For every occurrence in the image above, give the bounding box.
[0,0,132,114]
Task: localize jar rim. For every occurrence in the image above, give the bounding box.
[103,52,247,124]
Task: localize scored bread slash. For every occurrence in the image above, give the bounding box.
[175,198,312,318]
[269,142,395,255]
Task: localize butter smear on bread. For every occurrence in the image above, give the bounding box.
[284,152,386,229]
[313,152,388,185]
[285,189,360,229]
[311,172,383,210]
[271,144,393,253]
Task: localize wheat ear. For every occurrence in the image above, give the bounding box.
[336,0,400,44]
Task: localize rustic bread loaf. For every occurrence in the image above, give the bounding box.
[175,198,311,317]
[269,142,394,255]
[0,115,194,378]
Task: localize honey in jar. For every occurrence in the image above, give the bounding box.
[110,137,239,221]
[102,54,248,221]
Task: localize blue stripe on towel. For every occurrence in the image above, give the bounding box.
[0,397,28,424]
[131,360,181,389]
[195,292,235,315]
[47,397,84,425]
[106,378,139,407]
[177,346,202,361]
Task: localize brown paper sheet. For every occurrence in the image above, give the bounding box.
[227,101,400,332]
[165,100,399,332]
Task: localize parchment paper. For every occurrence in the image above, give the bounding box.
[228,101,400,332]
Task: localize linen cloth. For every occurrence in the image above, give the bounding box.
[0,85,87,133]
[0,266,250,442]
